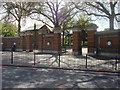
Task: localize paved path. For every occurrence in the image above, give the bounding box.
[2,66,120,88]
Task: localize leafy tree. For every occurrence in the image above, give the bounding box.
[1,2,39,36]
[0,22,18,37]
[73,13,90,46]
[59,4,77,46]
[64,30,72,47]
[74,13,90,30]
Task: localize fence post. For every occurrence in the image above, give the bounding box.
[65,46,66,54]
[58,53,60,68]
[34,52,36,65]
[115,56,117,70]
[86,54,88,68]
[11,50,13,64]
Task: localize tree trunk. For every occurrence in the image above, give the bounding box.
[62,31,65,47]
[18,20,21,37]
[109,16,114,30]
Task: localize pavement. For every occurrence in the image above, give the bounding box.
[2,66,120,88]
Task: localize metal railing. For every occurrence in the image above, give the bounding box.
[1,49,119,72]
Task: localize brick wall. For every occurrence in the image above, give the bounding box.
[100,37,119,48]
[119,31,120,54]
[53,33,61,52]
[95,30,120,54]
[37,34,43,50]
[1,31,60,52]
[1,37,21,50]
[43,35,54,50]
[87,30,96,53]
[72,31,82,55]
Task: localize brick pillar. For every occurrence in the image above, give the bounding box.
[25,32,33,51]
[20,32,25,51]
[0,38,2,51]
[38,33,43,51]
[72,26,82,55]
[118,31,120,54]
[53,27,61,53]
[23,36,27,50]
[87,23,98,55]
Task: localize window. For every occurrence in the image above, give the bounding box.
[107,40,112,46]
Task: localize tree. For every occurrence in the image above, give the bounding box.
[74,0,120,30]
[1,2,39,36]
[59,3,78,46]
[0,22,18,37]
[74,13,90,30]
[31,0,77,29]
[31,1,77,47]
[73,13,90,46]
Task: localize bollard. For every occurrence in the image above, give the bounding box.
[86,54,87,68]
[11,50,13,64]
[11,44,16,64]
[65,46,66,54]
[58,53,60,68]
[115,56,117,70]
[33,52,36,65]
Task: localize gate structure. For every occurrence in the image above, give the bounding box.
[72,23,98,56]
[20,25,61,54]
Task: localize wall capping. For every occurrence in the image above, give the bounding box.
[73,30,82,32]
[87,23,98,31]
[53,27,61,33]
[72,52,82,55]
[37,50,59,54]
[54,30,61,33]
[1,37,20,39]
[95,30,120,35]
[43,34,54,37]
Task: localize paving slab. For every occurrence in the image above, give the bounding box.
[2,66,120,88]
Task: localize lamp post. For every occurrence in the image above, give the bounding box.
[11,42,16,64]
[34,23,36,50]
[13,42,16,51]
[33,23,36,65]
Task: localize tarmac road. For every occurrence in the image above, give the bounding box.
[2,66,120,88]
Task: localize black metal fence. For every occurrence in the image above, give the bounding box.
[85,54,119,71]
[1,50,120,72]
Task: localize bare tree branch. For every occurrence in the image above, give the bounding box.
[30,16,53,28]
[95,2,110,15]
[74,1,120,30]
